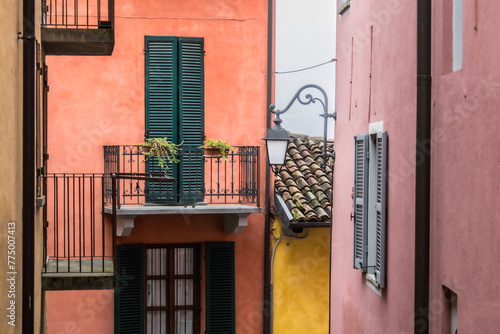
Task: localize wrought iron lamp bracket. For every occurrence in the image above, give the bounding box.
[269,84,336,171]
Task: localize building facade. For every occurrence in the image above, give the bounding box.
[332,0,500,333]
[43,1,269,333]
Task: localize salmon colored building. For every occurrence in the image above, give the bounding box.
[332,0,500,333]
[43,1,270,333]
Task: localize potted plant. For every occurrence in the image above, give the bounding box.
[138,137,181,172]
[201,139,234,160]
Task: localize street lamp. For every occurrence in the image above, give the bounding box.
[263,84,336,171]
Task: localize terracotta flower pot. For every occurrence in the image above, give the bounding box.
[203,147,222,157]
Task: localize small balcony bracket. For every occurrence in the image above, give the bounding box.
[116,216,136,236]
[223,213,250,234]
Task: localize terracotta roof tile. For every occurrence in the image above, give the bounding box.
[274,136,334,224]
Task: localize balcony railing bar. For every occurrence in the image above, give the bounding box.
[45,173,113,274]
[42,0,114,29]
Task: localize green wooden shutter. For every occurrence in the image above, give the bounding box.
[115,244,145,334]
[353,134,369,272]
[145,36,178,202]
[205,242,235,334]
[178,38,204,203]
[374,131,388,287]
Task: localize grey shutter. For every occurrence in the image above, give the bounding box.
[178,38,204,203]
[144,36,178,202]
[353,134,369,271]
[115,244,145,334]
[374,131,388,287]
[205,242,235,334]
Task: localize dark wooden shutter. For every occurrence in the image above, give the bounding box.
[178,38,204,203]
[374,131,388,287]
[353,134,369,271]
[205,242,235,334]
[144,36,178,202]
[115,244,145,334]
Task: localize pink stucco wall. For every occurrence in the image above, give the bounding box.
[46,0,268,333]
[429,1,500,333]
[333,0,500,333]
[332,0,417,333]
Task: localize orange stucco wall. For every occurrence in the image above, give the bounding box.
[47,0,269,173]
[46,213,265,333]
[46,1,269,333]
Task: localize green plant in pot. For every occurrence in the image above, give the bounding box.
[138,137,181,172]
[201,139,234,160]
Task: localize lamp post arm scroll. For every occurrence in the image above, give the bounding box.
[269,84,336,170]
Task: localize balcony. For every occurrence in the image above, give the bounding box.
[103,145,262,235]
[42,146,260,286]
[41,0,115,55]
[43,173,115,290]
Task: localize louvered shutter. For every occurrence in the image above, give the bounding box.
[353,134,369,271]
[374,131,388,287]
[115,244,145,334]
[145,36,178,202]
[178,38,204,203]
[205,242,235,334]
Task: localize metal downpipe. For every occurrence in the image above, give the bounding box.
[415,0,432,333]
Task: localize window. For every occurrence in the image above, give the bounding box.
[353,128,388,289]
[338,0,351,15]
[144,36,205,203]
[115,242,235,334]
[145,246,201,334]
[443,286,458,334]
[442,0,463,73]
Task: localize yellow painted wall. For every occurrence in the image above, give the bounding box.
[0,0,44,332]
[0,0,24,332]
[272,217,330,334]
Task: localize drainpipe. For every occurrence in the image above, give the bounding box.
[264,0,274,333]
[22,0,36,331]
[415,0,432,333]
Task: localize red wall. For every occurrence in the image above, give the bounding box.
[46,1,268,333]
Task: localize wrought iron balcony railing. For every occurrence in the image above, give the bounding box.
[42,0,115,29]
[44,173,114,274]
[103,145,260,208]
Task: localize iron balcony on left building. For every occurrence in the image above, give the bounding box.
[41,0,115,55]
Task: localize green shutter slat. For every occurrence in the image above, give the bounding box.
[353,134,369,272]
[145,36,179,203]
[179,38,204,203]
[375,131,388,287]
[205,242,235,334]
[115,244,145,334]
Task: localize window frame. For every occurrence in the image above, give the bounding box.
[144,243,202,334]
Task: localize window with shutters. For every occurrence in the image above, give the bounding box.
[144,36,204,203]
[115,244,201,334]
[353,126,388,290]
[115,242,235,334]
